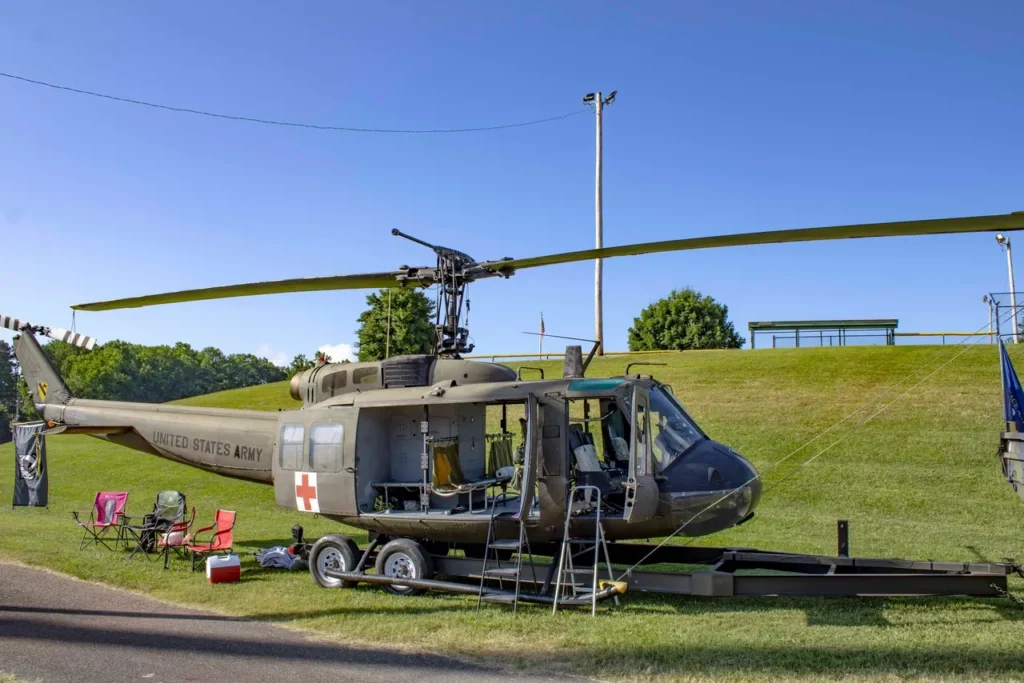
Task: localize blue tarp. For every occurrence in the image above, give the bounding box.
[1000,340,1024,431]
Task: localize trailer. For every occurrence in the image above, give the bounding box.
[323,521,1018,607]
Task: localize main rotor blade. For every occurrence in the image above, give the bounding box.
[73,272,404,311]
[481,212,1024,273]
[71,211,1024,312]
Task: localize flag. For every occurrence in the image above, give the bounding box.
[1000,340,1024,431]
[13,422,48,507]
[540,313,545,337]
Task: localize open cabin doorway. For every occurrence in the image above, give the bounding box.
[353,398,539,521]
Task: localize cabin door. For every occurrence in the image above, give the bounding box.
[517,394,541,519]
[624,386,659,523]
[305,420,357,516]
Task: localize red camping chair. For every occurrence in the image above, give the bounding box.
[71,492,129,551]
[157,507,196,570]
[186,509,236,570]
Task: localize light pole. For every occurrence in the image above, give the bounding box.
[584,90,616,355]
[997,234,1019,343]
[983,295,993,343]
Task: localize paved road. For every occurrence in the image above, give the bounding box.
[0,563,576,683]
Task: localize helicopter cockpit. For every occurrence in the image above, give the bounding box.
[568,382,703,475]
[564,378,759,532]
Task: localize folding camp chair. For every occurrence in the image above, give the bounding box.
[431,438,467,489]
[71,492,129,551]
[186,509,236,570]
[124,490,187,562]
[157,507,196,569]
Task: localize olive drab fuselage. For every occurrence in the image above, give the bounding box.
[14,332,761,545]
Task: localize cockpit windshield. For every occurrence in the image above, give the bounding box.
[648,386,704,472]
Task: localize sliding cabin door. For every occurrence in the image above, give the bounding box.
[623,386,659,523]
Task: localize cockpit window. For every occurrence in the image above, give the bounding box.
[648,387,704,472]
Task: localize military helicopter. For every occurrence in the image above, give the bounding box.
[8,211,1023,596]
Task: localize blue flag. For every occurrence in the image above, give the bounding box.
[1001,340,1024,431]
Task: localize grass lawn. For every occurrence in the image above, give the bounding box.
[2,345,1024,682]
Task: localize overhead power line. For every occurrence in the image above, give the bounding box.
[0,70,586,133]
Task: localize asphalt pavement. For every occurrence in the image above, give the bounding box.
[0,562,576,683]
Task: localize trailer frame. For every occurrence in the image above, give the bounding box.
[326,521,1017,602]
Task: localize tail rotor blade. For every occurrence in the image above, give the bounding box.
[0,314,97,350]
[47,327,97,351]
[0,315,30,333]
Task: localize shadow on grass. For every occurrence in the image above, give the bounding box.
[606,593,1024,628]
[230,591,1024,627]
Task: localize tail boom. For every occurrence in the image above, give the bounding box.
[13,330,277,484]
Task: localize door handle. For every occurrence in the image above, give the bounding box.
[345,466,356,473]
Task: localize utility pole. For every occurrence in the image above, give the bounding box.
[997,234,1019,343]
[584,90,616,356]
[385,289,393,359]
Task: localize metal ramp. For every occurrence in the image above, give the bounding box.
[476,495,536,612]
[552,485,618,616]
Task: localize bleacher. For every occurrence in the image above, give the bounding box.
[748,319,898,349]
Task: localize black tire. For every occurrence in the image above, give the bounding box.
[309,534,360,589]
[374,539,434,596]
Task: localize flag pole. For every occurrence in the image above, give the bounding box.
[539,312,544,359]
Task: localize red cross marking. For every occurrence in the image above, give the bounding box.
[296,474,317,511]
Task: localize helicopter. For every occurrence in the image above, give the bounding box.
[8,211,1023,594]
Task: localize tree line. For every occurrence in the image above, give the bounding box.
[0,338,286,442]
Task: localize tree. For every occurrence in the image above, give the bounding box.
[355,289,436,361]
[289,354,314,377]
[627,288,745,351]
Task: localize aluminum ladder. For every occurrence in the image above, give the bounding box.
[552,485,618,616]
[476,494,536,612]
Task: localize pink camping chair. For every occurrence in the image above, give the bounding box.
[71,492,129,551]
[186,509,236,570]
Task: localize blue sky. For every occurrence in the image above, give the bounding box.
[2,1,1023,362]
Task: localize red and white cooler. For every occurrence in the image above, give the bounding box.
[206,554,241,583]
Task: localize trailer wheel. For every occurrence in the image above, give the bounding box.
[310,534,360,589]
[375,539,434,596]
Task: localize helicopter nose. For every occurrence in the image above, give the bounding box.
[665,440,761,536]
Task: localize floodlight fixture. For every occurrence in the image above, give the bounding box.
[604,91,617,105]
[583,93,596,104]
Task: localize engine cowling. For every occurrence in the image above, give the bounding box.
[289,355,517,406]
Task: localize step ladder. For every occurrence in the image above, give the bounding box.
[476,494,536,612]
[552,485,618,616]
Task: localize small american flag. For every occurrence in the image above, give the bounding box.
[540,313,545,336]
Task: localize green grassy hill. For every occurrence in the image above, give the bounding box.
[2,345,1023,681]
